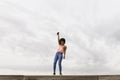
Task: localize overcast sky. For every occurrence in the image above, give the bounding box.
[0,0,120,75]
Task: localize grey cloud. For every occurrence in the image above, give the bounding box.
[0,0,120,75]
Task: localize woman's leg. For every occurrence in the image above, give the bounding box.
[58,53,63,74]
[53,53,58,74]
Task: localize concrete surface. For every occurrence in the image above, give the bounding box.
[0,75,120,80]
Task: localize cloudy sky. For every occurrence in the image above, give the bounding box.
[0,0,120,75]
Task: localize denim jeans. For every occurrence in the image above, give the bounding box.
[53,52,63,74]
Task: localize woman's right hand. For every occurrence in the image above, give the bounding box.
[57,32,59,35]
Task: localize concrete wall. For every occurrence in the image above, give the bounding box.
[0,75,120,80]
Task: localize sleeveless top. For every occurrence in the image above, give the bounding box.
[57,45,64,53]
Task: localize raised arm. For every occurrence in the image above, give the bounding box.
[57,32,60,45]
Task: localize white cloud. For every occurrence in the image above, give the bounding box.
[0,0,120,75]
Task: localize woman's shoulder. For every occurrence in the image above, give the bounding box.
[59,45,67,48]
[64,45,67,48]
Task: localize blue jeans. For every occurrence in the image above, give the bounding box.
[53,52,63,74]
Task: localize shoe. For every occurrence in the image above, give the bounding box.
[53,73,56,75]
[60,73,62,75]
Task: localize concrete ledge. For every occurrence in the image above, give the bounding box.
[0,75,23,80]
[98,75,120,80]
[25,75,98,80]
[0,75,120,80]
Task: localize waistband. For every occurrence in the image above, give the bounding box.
[56,52,63,54]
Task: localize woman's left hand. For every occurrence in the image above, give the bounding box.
[63,56,65,59]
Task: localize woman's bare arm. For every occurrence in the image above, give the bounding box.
[63,46,67,59]
[57,32,60,45]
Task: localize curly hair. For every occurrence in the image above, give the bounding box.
[59,38,66,44]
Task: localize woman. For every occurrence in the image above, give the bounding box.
[53,32,67,75]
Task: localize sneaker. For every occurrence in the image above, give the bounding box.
[53,73,56,75]
[60,73,62,75]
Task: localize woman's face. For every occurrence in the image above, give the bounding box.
[61,41,65,45]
